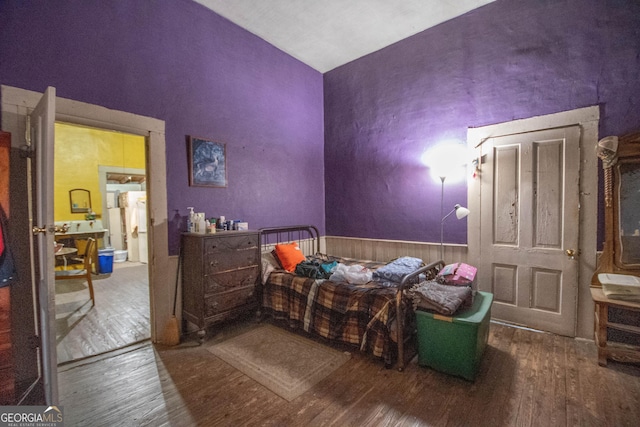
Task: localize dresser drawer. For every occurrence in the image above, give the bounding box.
[204,234,258,254]
[205,266,259,294]
[204,286,256,317]
[204,249,259,274]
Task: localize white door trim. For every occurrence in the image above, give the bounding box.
[467,106,599,339]
[1,85,170,345]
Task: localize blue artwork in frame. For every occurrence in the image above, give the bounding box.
[188,136,227,187]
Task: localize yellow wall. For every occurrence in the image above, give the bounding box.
[54,122,146,220]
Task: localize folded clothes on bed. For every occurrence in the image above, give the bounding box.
[372,256,423,284]
[407,280,473,316]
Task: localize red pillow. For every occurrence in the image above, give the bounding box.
[274,242,306,272]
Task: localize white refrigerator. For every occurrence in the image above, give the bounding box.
[119,191,148,263]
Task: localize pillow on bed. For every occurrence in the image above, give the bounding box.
[261,251,281,284]
[274,242,306,272]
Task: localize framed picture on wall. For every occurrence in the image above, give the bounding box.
[188,135,227,187]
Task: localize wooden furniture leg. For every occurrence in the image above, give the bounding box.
[594,300,608,366]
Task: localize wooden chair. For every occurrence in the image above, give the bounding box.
[55,237,96,306]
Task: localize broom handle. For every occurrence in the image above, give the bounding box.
[172,246,182,316]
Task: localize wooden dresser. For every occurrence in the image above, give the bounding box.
[181,231,260,342]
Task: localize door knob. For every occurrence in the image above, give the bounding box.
[32,226,47,235]
[566,249,577,259]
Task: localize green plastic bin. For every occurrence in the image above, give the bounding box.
[416,291,493,381]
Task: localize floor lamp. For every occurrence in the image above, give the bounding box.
[439,176,470,262]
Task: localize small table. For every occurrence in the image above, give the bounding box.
[55,229,106,276]
[590,287,640,366]
[55,247,78,270]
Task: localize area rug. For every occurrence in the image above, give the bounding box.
[207,324,351,401]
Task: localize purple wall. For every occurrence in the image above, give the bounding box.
[2,0,639,252]
[324,0,640,245]
[0,0,325,254]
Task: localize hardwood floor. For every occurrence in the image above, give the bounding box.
[55,261,150,364]
[58,319,640,426]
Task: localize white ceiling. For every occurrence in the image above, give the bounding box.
[194,0,496,73]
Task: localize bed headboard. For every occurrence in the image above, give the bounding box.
[259,225,320,256]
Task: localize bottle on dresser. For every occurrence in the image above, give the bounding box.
[187,207,195,233]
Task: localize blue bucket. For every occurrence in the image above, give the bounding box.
[98,248,115,274]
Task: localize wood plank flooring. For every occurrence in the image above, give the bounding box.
[58,319,640,426]
[55,261,150,364]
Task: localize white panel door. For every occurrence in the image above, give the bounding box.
[477,126,580,336]
[29,86,58,403]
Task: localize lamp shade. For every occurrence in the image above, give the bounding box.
[422,143,469,183]
[455,205,470,219]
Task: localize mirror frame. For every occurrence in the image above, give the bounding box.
[615,159,640,268]
[593,132,640,286]
[69,188,91,214]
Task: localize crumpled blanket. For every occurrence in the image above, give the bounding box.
[373,256,423,285]
[407,280,473,316]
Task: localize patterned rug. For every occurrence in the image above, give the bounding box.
[207,324,351,401]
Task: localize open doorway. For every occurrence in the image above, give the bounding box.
[2,84,170,403]
[53,123,150,364]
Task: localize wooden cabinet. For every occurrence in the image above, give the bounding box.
[181,231,260,341]
[591,131,640,365]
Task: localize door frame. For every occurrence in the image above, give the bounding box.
[467,106,599,339]
[2,85,171,394]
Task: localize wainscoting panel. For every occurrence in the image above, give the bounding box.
[325,236,468,264]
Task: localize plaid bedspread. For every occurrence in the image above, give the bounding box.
[261,256,415,364]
